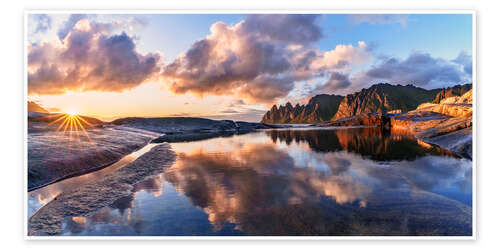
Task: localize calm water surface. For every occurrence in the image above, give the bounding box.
[29,128,473,236]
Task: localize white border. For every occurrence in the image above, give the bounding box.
[24,9,477,241]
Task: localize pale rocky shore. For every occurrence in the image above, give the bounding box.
[28,143,176,235]
[391,90,473,158]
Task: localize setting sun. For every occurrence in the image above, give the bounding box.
[64,108,79,116]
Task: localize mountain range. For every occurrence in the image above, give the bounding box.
[260,94,344,124]
[261,83,471,124]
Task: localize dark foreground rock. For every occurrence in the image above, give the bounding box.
[28,126,160,190]
[111,117,238,133]
[28,143,176,236]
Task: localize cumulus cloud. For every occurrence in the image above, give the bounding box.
[28,17,161,95]
[349,14,409,27]
[162,14,370,103]
[349,52,472,90]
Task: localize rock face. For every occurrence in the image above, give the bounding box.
[332,83,441,121]
[261,94,344,124]
[390,89,473,158]
[432,83,472,104]
[415,89,473,118]
[28,101,49,113]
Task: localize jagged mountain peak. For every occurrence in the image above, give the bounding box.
[261,94,344,124]
[262,83,472,124]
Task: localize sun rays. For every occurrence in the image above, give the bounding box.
[46,113,95,141]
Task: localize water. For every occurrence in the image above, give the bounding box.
[29,127,473,236]
[28,143,159,218]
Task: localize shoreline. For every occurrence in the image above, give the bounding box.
[28,143,177,236]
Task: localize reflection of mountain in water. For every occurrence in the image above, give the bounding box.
[154,133,471,236]
[267,128,458,161]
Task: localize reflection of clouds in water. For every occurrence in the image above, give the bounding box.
[290,146,471,196]
[162,142,370,230]
[170,132,270,155]
[363,156,471,193]
[62,202,147,235]
[156,130,471,231]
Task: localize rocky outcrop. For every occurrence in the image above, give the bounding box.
[112,117,238,134]
[414,89,473,118]
[261,94,344,124]
[432,83,472,104]
[332,83,441,121]
[390,89,473,158]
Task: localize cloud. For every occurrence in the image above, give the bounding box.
[162,14,370,103]
[205,101,268,122]
[28,18,161,95]
[30,14,52,34]
[348,14,409,27]
[242,14,323,45]
[452,51,473,76]
[312,72,352,94]
[349,51,471,89]
[57,14,87,40]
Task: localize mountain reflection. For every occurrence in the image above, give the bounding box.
[267,128,458,161]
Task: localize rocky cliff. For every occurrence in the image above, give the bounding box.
[432,83,472,104]
[261,94,344,124]
[332,83,441,121]
[390,89,473,158]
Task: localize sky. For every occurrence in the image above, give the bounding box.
[27,13,473,122]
